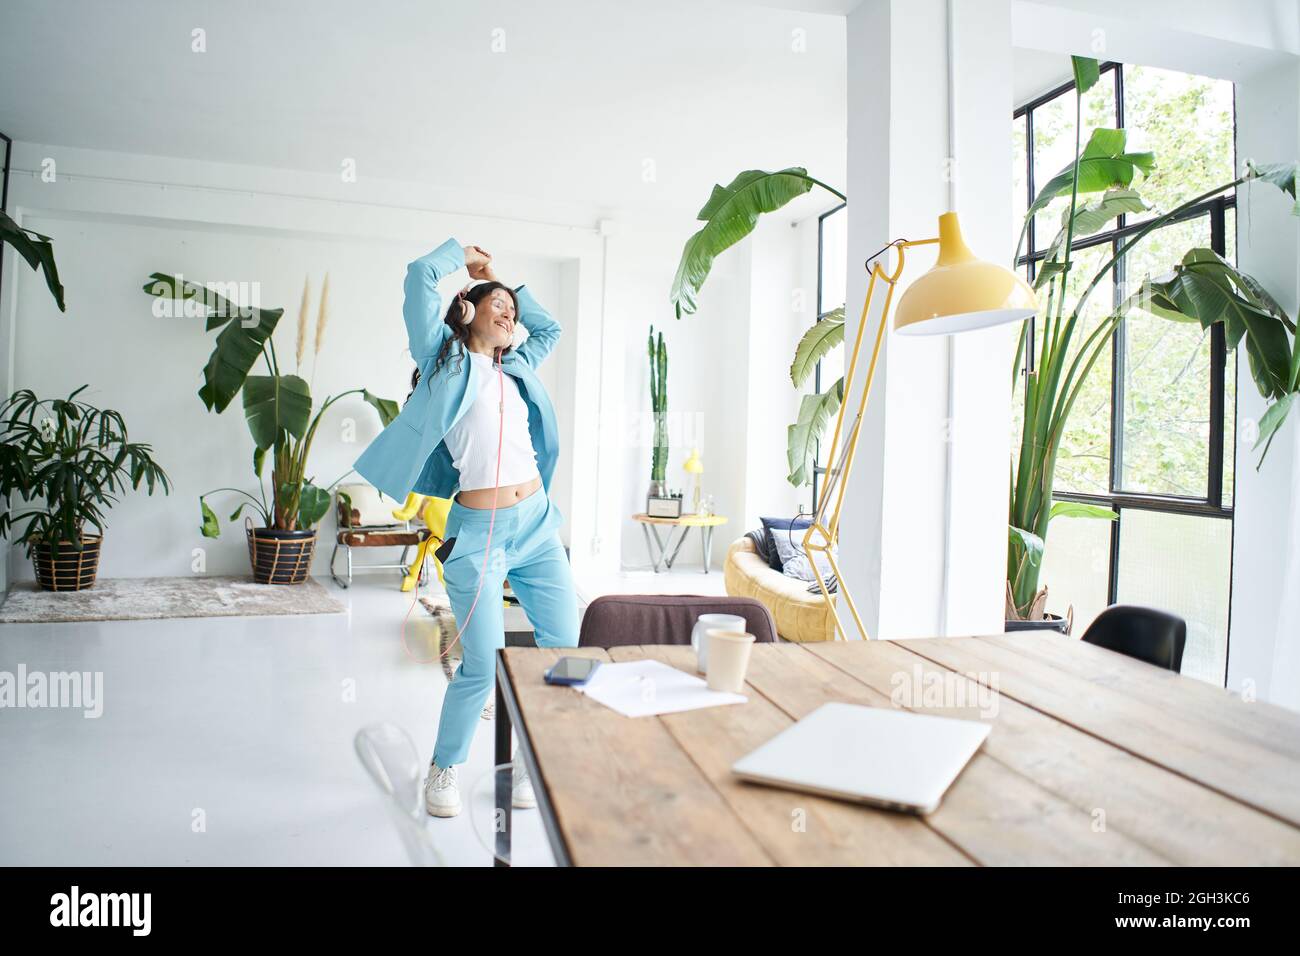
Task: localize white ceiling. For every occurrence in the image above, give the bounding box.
[0,0,848,224]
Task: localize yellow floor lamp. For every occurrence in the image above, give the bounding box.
[804,211,1038,641]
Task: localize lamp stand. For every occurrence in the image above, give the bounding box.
[802,237,939,641]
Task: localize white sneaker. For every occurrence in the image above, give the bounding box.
[512,755,537,810]
[424,762,461,818]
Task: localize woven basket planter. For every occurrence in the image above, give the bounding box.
[246,523,317,585]
[33,535,103,592]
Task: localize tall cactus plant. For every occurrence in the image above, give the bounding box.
[648,326,668,492]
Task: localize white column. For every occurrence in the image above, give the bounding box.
[1230,59,1300,708]
[843,0,1016,640]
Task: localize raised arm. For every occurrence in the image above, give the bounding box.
[512,284,561,368]
[403,238,465,362]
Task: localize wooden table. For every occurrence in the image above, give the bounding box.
[632,512,728,573]
[493,635,1300,866]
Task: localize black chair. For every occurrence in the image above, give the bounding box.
[1081,604,1187,672]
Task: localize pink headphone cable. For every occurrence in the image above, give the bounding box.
[400,347,507,665]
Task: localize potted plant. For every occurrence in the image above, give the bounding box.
[1005,56,1298,629]
[144,273,398,584]
[647,325,669,497]
[0,386,171,590]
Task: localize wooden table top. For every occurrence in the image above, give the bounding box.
[499,636,1300,866]
[631,512,728,526]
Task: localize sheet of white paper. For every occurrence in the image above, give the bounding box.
[574,659,747,717]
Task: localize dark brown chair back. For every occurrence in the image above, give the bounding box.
[578,595,778,648]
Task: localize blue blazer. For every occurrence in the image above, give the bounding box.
[353,238,562,502]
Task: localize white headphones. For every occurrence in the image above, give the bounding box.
[456,284,475,325]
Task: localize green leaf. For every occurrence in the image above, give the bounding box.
[1033,260,1068,291]
[786,378,844,488]
[1247,160,1300,215]
[0,209,65,311]
[1253,392,1296,468]
[790,307,844,388]
[670,168,819,319]
[296,481,332,530]
[1071,56,1100,94]
[362,390,400,427]
[242,375,312,450]
[143,273,284,413]
[200,498,221,538]
[1027,129,1155,219]
[1009,525,1044,568]
[1041,189,1149,270]
[253,445,267,478]
[1132,248,1284,352]
[1049,500,1117,521]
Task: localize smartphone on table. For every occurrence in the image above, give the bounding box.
[544,657,600,686]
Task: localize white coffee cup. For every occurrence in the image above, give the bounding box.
[691,613,745,674]
[706,630,756,694]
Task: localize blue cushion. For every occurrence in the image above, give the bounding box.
[759,515,812,572]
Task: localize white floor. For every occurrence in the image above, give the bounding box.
[0,565,727,867]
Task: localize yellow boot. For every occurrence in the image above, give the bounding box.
[392,492,424,522]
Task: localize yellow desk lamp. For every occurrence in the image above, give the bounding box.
[804,211,1037,641]
[683,448,704,513]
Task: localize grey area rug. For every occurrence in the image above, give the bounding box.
[0,575,344,624]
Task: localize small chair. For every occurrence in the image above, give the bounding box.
[330,482,430,588]
[1081,604,1187,672]
[578,594,778,648]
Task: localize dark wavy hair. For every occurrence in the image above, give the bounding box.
[407,281,519,402]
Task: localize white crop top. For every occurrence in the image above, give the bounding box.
[442,350,541,491]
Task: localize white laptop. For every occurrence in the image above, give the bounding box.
[731,702,990,814]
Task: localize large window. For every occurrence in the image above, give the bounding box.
[1012,63,1236,686]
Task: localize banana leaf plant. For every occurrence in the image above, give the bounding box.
[669,167,848,486]
[1006,55,1300,620]
[1,208,65,310]
[143,273,398,535]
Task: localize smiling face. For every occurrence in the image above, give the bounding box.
[471,286,517,350]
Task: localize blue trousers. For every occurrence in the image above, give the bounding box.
[432,484,579,767]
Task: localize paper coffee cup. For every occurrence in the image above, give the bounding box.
[706,630,755,694]
[693,614,745,674]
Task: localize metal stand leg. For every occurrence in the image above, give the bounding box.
[664,526,688,570]
[701,526,711,574]
[494,667,511,868]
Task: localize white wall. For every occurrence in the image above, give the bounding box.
[1,142,608,584]
[743,217,817,530]
[1231,59,1300,707]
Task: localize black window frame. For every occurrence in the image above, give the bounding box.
[1014,62,1236,684]
[811,201,847,512]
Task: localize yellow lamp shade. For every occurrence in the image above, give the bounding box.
[683,449,703,474]
[894,212,1038,336]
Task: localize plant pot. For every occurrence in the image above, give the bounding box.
[1005,612,1072,636]
[246,525,317,585]
[32,535,103,591]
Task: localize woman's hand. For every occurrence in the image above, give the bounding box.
[463,244,492,279]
